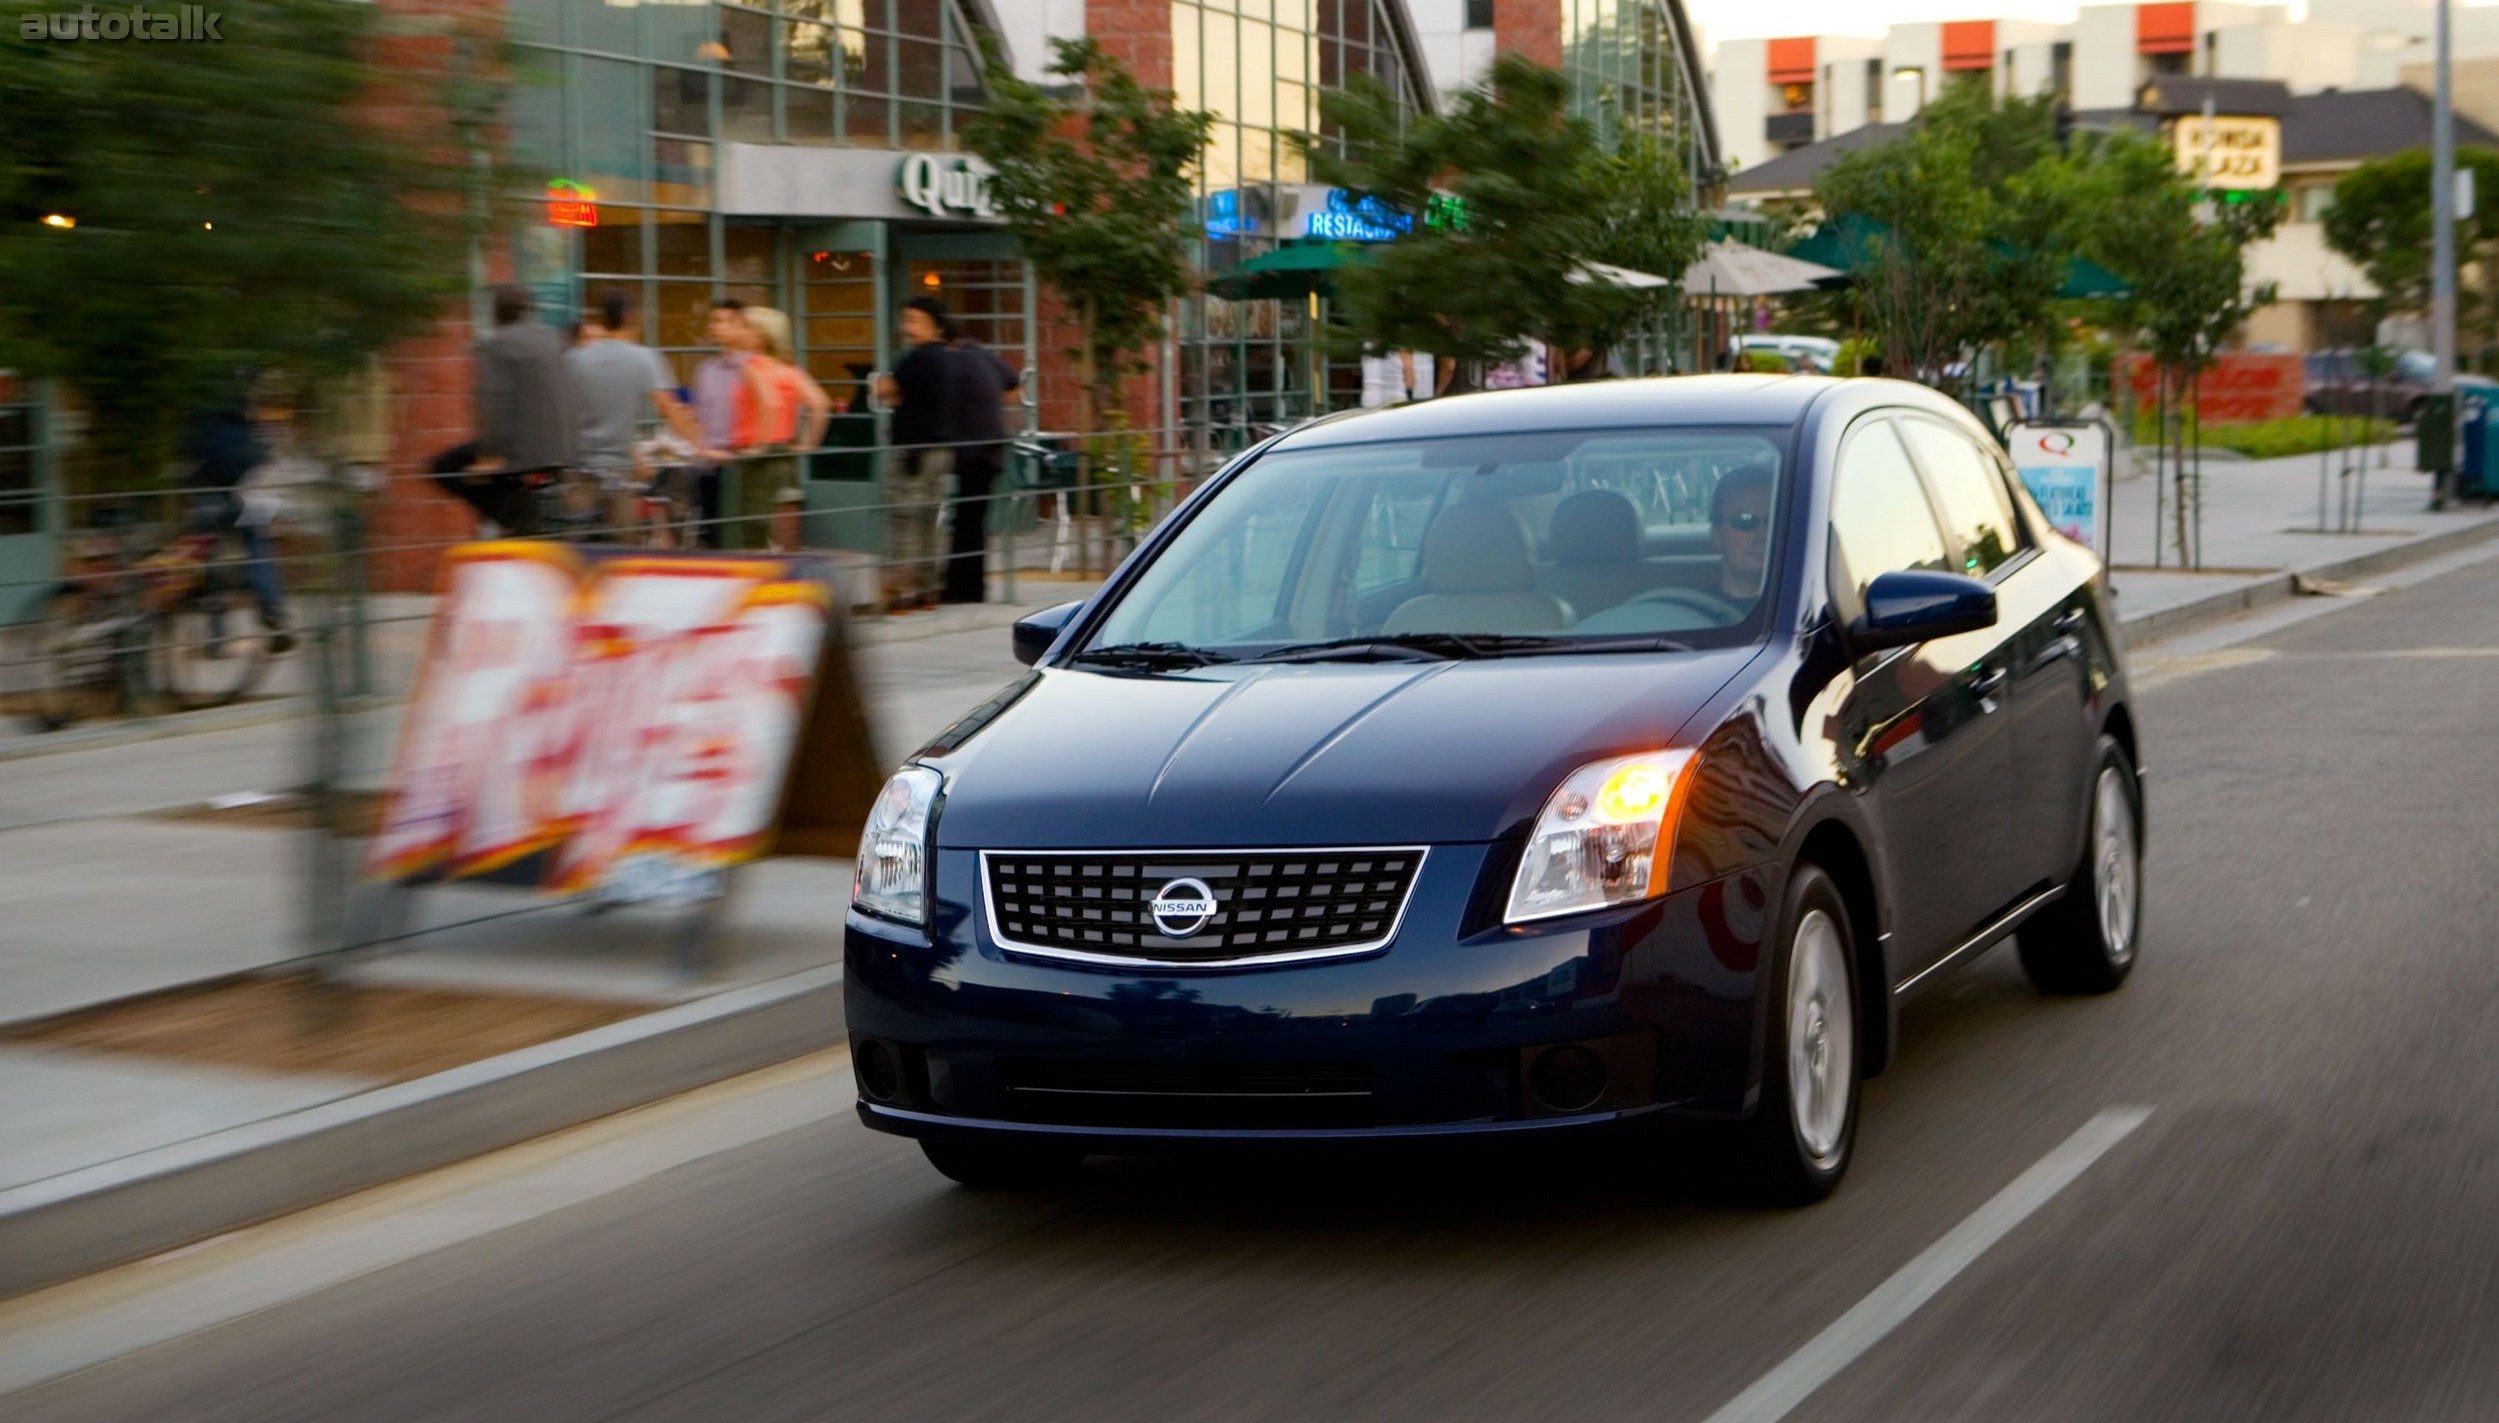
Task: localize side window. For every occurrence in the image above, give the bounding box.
[1828,419,1951,614]
[1899,419,2026,578]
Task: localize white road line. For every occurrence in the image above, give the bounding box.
[0,1051,851,1400]
[1699,1105,2156,1423]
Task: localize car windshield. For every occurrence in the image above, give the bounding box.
[1083,427,1788,659]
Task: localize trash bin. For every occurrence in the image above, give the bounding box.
[2467,394,2499,503]
[2417,391,2461,476]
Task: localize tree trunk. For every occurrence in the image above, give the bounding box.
[2171,363,2192,569]
[1077,295,1098,576]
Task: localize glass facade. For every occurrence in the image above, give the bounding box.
[1170,0,1429,438]
[1562,0,1714,187]
[504,0,999,386]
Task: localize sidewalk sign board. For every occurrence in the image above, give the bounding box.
[366,544,882,917]
[2004,420,2113,560]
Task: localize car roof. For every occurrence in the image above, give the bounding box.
[1273,376,1832,449]
[1268,375,1964,450]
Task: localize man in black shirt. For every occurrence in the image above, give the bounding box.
[941,332,1021,603]
[874,296,955,612]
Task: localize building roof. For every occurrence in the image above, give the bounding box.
[1727,86,2499,199]
[2280,87,2499,166]
[2136,77,2298,118]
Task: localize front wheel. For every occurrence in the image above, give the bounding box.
[26,587,121,730]
[154,585,274,711]
[2018,737,2143,995]
[919,1140,1085,1189]
[1724,864,1859,1205]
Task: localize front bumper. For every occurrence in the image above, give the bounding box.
[844,845,1778,1149]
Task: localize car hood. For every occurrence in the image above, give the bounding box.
[924,648,1761,848]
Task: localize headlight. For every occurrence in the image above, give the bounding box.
[1505,749,1699,926]
[853,765,943,925]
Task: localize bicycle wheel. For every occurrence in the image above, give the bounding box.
[26,587,122,730]
[155,576,272,711]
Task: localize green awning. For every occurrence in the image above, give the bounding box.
[1786,214,2134,298]
[1205,241,1370,301]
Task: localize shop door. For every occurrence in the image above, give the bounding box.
[0,385,55,625]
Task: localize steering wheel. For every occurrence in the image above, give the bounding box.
[1615,586,1747,626]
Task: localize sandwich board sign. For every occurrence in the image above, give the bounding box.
[2004,420,2113,559]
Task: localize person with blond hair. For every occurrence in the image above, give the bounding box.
[726,305,831,549]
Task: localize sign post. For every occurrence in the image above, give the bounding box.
[2005,419,2114,566]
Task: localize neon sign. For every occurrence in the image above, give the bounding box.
[546,179,598,228]
[1301,189,1469,242]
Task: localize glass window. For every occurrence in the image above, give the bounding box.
[655,215,711,276]
[653,66,711,136]
[578,56,647,203]
[580,208,645,274]
[1829,420,1950,607]
[1088,429,1788,652]
[652,138,712,207]
[720,76,775,143]
[1899,419,2024,577]
[578,0,636,55]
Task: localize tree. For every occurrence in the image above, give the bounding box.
[2051,126,2283,561]
[1811,80,2068,389]
[964,37,1212,439]
[1303,54,1624,378]
[0,0,511,490]
[2323,148,2499,315]
[1573,131,1712,368]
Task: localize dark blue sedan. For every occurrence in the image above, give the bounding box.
[845,375,2143,1203]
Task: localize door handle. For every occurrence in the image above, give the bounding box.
[2053,607,2087,635]
[1971,666,2010,701]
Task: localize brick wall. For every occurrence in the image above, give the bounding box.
[1495,0,1561,68]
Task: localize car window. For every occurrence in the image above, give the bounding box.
[1898,418,2025,578]
[1085,427,1790,653]
[1828,419,1951,612]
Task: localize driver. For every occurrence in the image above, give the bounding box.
[1710,463,1776,608]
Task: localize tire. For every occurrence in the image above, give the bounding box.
[919,1140,1085,1189]
[2018,737,2143,996]
[1725,864,1859,1205]
[27,587,120,731]
[155,585,273,712]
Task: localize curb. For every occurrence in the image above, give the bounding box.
[0,967,844,1301]
[2114,513,2499,647]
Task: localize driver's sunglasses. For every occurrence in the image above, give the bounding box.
[1720,510,1767,533]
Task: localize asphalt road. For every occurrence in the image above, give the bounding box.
[11,554,2499,1422]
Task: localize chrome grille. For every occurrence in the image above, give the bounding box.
[981,848,1426,966]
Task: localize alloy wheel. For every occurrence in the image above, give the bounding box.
[2095,767,2139,967]
[1787,907,1854,1166]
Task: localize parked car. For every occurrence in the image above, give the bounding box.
[846,375,2144,1204]
[1734,333,1841,375]
[2305,348,2499,421]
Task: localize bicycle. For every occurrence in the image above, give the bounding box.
[26,506,283,730]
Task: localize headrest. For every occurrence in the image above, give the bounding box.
[1547,489,1642,565]
[1422,500,1538,595]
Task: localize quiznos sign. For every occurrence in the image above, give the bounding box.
[896,154,999,220]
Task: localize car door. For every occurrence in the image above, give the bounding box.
[1824,416,2020,972]
[1899,416,2093,896]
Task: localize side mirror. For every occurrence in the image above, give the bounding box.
[1852,570,1997,653]
[1011,600,1083,666]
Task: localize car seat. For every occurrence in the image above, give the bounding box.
[1383,500,1575,635]
[1540,489,1656,618]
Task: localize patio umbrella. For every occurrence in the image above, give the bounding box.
[1205,242,1369,301]
[1571,259,1678,289]
[1678,239,1844,297]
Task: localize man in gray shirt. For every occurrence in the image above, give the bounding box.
[566,288,698,534]
[449,284,575,536]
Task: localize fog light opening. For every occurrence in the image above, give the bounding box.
[1528,1045,1609,1113]
[855,1038,904,1102]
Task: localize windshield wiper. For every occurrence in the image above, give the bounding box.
[1065,641,1240,671]
[1254,631,1697,663]
[1254,632,1539,663]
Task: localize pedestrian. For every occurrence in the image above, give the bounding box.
[874,295,956,613]
[1360,348,1431,407]
[436,284,574,537]
[943,325,1021,603]
[733,306,833,550]
[180,383,292,654]
[686,298,755,547]
[567,288,700,539]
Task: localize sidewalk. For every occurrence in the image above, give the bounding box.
[2096,437,2499,636]
[0,577,1068,1206]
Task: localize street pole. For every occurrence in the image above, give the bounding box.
[2433,0,2459,508]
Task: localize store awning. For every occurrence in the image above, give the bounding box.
[1788,215,2136,299]
[1205,242,1370,301]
